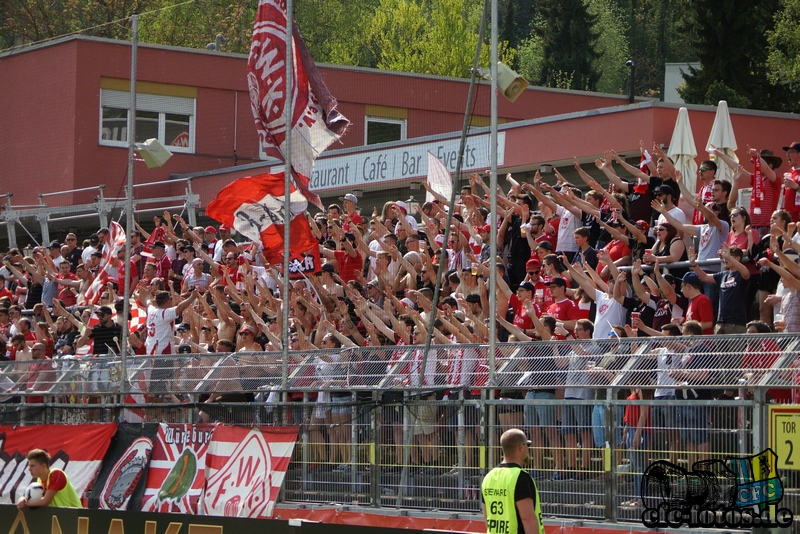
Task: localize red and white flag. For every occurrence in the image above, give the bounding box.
[247,0,349,210]
[206,172,318,264]
[82,221,127,305]
[202,426,298,518]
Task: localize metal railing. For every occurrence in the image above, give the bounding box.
[2,332,799,525]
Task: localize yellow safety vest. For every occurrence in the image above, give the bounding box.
[40,469,83,508]
[481,465,544,534]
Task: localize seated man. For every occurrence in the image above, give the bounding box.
[17,449,82,509]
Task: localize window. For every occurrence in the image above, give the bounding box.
[99,89,195,153]
[365,116,406,145]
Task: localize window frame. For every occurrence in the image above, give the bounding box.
[99,89,196,153]
[364,116,407,145]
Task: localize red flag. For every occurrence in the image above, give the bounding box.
[206,172,318,263]
[247,0,349,210]
[634,150,652,194]
[140,227,166,259]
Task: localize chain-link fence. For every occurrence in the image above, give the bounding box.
[2,333,800,523]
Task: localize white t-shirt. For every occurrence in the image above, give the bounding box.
[145,305,178,354]
[656,207,687,229]
[82,246,97,264]
[592,289,626,339]
[555,206,580,252]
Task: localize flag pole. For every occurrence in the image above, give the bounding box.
[120,12,138,396]
[280,0,293,391]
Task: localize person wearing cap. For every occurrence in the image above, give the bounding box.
[653,185,686,237]
[544,277,581,331]
[319,224,362,283]
[523,259,553,310]
[339,194,363,227]
[390,200,420,231]
[211,224,233,262]
[712,147,783,232]
[681,272,714,335]
[149,241,172,280]
[47,241,63,269]
[497,279,542,339]
[781,141,800,222]
[533,241,554,265]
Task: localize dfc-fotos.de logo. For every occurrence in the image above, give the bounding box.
[639,448,793,529]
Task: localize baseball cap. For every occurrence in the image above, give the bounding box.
[204,226,217,234]
[239,324,256,335]
[176,322,191,332]
[152,241,166,249]
[478,224,492,233]
[536,241,553,251]
[218,224,231,232]
[525,258,541,271]
[49,240,61,248]
[339,194,358,204]
[321,263,335,273]
[655,185,675,197]
[783,142,800,152]
[682,272,702,288]
[400,297,415,308]
[516,281,535,292]
[548,277,567,288]
[97,306,113,316]
[393,201,409,214]
[635,220,650,235]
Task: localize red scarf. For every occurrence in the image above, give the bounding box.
[692,181,714,225]
[633,151,651,194]
[752,155,762,215]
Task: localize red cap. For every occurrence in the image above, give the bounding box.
[635,220,650,235]
[204,226,216,234]
[525,258,541,271]
[218,224,231,231]
[478,224,492,233]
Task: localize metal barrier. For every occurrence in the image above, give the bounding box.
[2,332,800,524]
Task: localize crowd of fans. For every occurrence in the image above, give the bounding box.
[1,140,800,484]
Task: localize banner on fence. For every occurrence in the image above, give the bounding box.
[203,425,298,517]
[88,422,160,511]
[0,424,118,505]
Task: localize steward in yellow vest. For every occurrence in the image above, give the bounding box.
[481,429,544,534]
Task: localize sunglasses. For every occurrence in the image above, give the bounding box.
[527,270,540,275]
[699,167,710,172]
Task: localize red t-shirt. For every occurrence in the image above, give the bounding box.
[333,249,363,283]
[532,280,554,310]
[783,168,800,220]
[56,273,78,307]
[685,293,714,335]
[42,468,68,492]
[510,294,540,328]
[546,298,581,322]
[152,255,172,280]
[597,240,631,279]
[749,173,782,227]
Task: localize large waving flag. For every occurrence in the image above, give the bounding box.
[246,0,349,210]
[206,172,318,264]
[425,151,453,203]
[83,221,127,305]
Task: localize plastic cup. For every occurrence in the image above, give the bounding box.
[775,313,785,332]
[631,312,640,332]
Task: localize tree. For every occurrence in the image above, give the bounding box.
[679,0,781,110]
[767,0,800,110]
[139,0,255,54]
[536,0,599,91]
[588,0,630,94]
[353,0,513,78]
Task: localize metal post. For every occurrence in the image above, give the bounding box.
[120,13,138,395]
[370,392,380,507]
[3,195,18,249]
[488,0,498,388]
[280,0,293,392]
[35,209,50,246]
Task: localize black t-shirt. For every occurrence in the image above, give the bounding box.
[507,215,532,263]
[89,323,123,355]
[712,270,749,325]
[677,342,714,400]
[64,248,83,272]
[623,296,655,333]
[624,179,655,223]
[575,247,599,270]
[481,462,537,534]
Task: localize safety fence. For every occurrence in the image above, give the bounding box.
[2,333,800,524]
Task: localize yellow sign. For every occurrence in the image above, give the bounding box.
[769,405,800,470]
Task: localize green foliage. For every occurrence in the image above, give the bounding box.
[536,0,599,91]
[680,0,782,110]
[587,0,630,95]
[767,0,800,85]
[296,0,381,67]
[617,0,696,98]
[139,0,255,53]
[515,25,544,84]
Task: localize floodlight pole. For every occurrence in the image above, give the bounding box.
[281,0,293,391]
[120,13,138,395]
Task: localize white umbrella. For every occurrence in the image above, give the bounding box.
[667,107,699,191]
[667,107,698,224]
[706,100,738,184]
